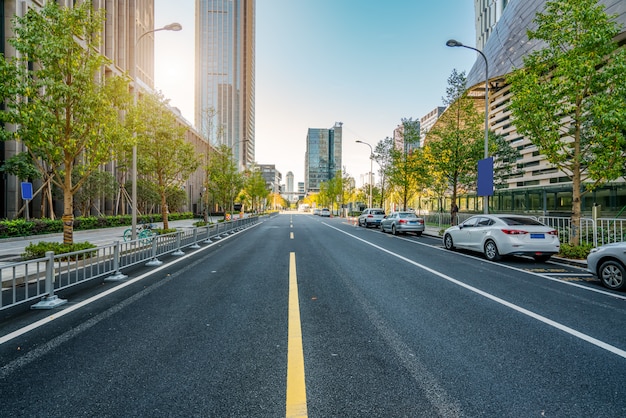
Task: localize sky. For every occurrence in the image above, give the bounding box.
[154,0,477,188]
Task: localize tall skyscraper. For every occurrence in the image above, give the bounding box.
[195,0,255,170]
[304,123,343,194]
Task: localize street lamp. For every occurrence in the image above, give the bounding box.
[131,22,182,239]
[446,39,490,214]
[356,140,373,208]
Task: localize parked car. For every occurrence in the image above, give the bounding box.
[587,242,626,291]
[312,208,321,216]
[358,208,386,228]
[442,214,559,262]
[320,208,331,217]
[380,211,425,236]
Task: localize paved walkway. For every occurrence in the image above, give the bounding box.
[0,218,207,263]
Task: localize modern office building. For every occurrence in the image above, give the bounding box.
[0,0,211,219]
[195,0,255,170]
[419,106,446,145]
[259,164,281,194]
[304,123,343,194]
[454,0,626,215]
[474,0,509,50]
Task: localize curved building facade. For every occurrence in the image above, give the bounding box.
[452,0,626,215]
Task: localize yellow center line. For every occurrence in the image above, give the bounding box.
[286,252,308,417]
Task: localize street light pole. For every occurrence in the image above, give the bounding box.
[131,22,182,239]
[446,39,490,214]
[356,140,373,208]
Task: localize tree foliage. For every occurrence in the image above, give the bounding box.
[128,91,201,229]
[205,144,243,220]
[242,166,270,213]
[507,0,626,244]
[0,2,131,243]
[425,69,484,208]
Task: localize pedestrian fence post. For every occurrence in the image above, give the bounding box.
[31,251,68,310]
[204,224,213,243]
[106,242,128,282]
[190,228,201,249]
[146,235,163,266]
[172,231,185,256]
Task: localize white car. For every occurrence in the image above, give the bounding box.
[442,214,560,262]
[587,242,626,291]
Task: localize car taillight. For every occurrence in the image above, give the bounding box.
[399,220,406,224]
[417,219,424,224]
[547,230,558,236]
[501,229,528,235]
[367,214,373,218]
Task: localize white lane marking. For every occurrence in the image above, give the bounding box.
[0,223,261,346]
[323,222,626,360]
[362,228,626,300]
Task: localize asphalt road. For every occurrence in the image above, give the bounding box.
[0,214,625,417]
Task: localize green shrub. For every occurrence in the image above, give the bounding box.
[22,241,97,260]
[558,243,593,260]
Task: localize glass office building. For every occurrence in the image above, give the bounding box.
[305,123,343,194]
[195,0,255,170]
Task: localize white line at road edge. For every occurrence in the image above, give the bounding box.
[0,222,261,346]
[324,222,626,360]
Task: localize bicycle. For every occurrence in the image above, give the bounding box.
[123,221,157,243]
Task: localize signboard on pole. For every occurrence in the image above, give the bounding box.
[477,158,494,197]
[21,182,33,200]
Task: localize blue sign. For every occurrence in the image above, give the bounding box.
[21,182,33,200]
[477,158,494,197]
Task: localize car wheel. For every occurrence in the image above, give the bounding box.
[533,254,551,262]
[392,225,398,235]
[598,260,626,291]
[484,240,501,261]
[443,234,455,250]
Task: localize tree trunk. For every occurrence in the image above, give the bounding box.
[161,192,169,230]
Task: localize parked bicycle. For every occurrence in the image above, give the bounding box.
[123,220,157,243]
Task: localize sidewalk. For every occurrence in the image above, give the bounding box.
[0,218,205,264]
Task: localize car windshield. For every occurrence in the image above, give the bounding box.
[500,216,544,226]
[372,210,385,215]
[398,213,417,218]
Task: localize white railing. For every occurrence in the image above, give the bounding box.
[0,216,260,312]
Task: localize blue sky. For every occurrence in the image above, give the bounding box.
[155,0,477,187]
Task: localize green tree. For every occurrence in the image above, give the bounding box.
[374,137,394,209]
[242,166,270,213]
[129,92,201,229]
[73,170,117,216]
[490,132,522,190]
[205,144,243,220]
[507,0,626,245]
[387,118,429,211]
[426,69,484,211]
[0,2,131,243]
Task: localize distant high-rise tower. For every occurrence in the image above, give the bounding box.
[475,0,509,49]
[304,123,343,194]
[195,0,255,170]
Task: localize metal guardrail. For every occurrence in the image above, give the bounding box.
[0,216,259,312]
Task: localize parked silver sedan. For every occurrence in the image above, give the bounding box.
[443,214,560,262]
[380,211,425,236]
[587,242,626,291]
